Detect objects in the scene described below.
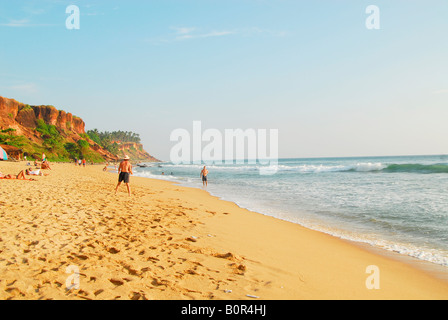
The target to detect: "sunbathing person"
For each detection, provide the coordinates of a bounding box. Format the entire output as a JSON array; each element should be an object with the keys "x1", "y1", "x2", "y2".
[
  {"x1": 26, "y1": 168, "x2": 49, "y2": 176},
  {"x1": 0, "y1": 171, "x2": 14, "y2": 179},
  {"x1": 0, "y1": 170, "x2": 35, "y2": 181}
]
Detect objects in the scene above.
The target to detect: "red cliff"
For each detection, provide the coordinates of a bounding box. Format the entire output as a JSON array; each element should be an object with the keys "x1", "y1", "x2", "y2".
[
  {"x1": 0, "y1": 96, "x2": 158, "y2": 162},
  {"x1": 0, "y1": 97, "x2": 85, "y2": 135}
]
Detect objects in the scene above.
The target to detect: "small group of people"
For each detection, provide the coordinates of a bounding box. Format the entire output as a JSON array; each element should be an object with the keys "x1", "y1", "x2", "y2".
[
  {"x1": 27, "y1": 159, "x2": 51, "y2": 169},
  {"x1": 75, "y1": 158, "x2": 87, "y2": 167},
  {"x1": 2, "y1": 153, "x2": 54, "y2": 181}
]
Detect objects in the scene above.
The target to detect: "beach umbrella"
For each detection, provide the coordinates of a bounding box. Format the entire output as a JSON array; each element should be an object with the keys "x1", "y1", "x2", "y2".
[{"x1": 0, "y1": 146, "x2": 8, "y2": 160}]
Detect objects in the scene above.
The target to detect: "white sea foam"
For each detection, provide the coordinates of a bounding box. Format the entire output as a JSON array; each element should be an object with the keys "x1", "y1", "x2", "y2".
[
  {"x1": 295, "y1": 220, "x2": 448, "y2": 267},
  {"x1": 133, "y1": 155, "x2": 448, "y2": 269},
  {"x1": 196, "y1": 186, "x2": 448, "y2": 267},
  {"x1": 154, "y1": 162, "x2": 387, "y2": 173},
  {"x1": 133, "y1": 170, "x2": 190, "y2": 183}
]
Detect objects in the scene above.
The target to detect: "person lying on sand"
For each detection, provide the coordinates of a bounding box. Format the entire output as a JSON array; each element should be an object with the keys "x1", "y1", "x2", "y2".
[
  {"x1": 25, "y1": 169, "x2": 49, "y2": 177},
  {"x1": 0, "y1": 170, "x2": 35, "y2": 181}
]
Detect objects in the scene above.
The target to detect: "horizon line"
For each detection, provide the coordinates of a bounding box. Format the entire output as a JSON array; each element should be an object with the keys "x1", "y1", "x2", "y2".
[{"x1": 151, "y1": 153, "x2": 448, "y2": 163}]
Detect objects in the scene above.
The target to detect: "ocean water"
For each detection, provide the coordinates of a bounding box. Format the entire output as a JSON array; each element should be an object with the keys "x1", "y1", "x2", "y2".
[{"x1": 133, "y1": 155, "x2": 448, "y2": 268}]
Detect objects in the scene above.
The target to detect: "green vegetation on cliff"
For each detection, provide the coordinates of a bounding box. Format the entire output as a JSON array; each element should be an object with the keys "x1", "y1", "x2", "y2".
[
  {"x1": 87, "y1": 129, "x2": 141, "y2": 144},
  {"x1": 0, "y1": 129, "x2": 29, "y2": 149},
  {"x1": 87, "y1": 129, "x2": 141, "y2": 154},
  {"x1": 0, "y1": 123, "x2": 103, "y2": 163}
]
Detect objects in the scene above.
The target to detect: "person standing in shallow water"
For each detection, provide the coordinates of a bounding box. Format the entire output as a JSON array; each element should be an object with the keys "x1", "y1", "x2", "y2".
[
  {"x1": 115, "y1": 155, "x2": 133, "y2": 196},
  {"x1": 201, "y1": 166, "x2": 209, "y2": 187}
]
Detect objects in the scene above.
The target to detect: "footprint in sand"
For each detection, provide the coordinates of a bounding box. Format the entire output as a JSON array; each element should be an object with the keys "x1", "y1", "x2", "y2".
[{"x1": 109, "y1": 278, "x2": 124, "y2": 286}]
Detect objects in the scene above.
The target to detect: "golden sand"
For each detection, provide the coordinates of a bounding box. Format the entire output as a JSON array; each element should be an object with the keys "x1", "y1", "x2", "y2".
[{"x1": 0, "y1": 162, "x2": 447, "y2": 300}]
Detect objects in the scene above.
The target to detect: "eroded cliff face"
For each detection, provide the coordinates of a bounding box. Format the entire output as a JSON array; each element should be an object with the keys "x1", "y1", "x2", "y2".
[
  {"x1": 0, "y1": 96, "x2": 158, "y2": 162},
  {"x1": 0, "y1": 97, "x2": 85, "y2": 135}
]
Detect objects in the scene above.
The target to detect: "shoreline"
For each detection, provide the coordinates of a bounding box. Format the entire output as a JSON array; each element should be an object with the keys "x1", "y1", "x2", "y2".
[
  {"x1": 1, "y1": 162, "x2": 447, "y2": 299},
  {"x1": 175, "y1": 182, "x2": 448, "y2": 299},
  {"x1": 167, "y1": 177, "x2": 448, "y2": 283},
  {"x1": 135, "y1": 170, "x2": 448, "y2": 279},
  {"x1": 206, "y1": 192, "x2": 448, "y2": 283}
]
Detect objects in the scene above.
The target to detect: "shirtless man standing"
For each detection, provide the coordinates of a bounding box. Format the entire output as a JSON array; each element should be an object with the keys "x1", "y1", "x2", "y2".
[
  {"x1": 200, "y1": 166, "x2": 209, "y2": 187},
  {"x1": 115, "y1": 155, "x2": 133, "y2": 196}
]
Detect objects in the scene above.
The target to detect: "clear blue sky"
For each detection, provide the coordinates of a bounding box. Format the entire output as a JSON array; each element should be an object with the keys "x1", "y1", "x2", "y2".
[{"x1": 1, "y1": 0, "x2": 447, "y2": 160}]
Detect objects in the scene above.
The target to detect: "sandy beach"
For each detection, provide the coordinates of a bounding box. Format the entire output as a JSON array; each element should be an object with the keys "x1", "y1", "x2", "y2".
[{"x1": 0, "y1": 161, "x2": 447, "y2": 300}]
